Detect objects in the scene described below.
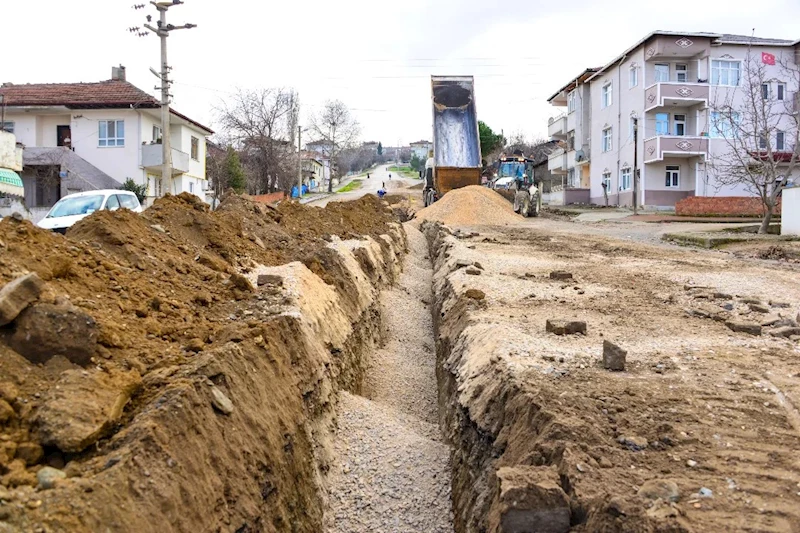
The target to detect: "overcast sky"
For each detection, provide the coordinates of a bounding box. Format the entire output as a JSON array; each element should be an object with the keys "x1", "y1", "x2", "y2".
[{"x1": 4, "y1": 0, "x2": 799, "y2": 146}]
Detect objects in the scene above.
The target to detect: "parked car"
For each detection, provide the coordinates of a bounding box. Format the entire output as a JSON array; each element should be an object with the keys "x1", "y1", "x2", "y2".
[{"x1": 37, "y1": 189, "x2": 142, "y2": 233}]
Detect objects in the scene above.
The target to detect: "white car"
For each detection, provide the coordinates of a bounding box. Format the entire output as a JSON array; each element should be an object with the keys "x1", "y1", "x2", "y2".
[{"x1": 37, "y1": 189, "x2": 142, "y2": 233}]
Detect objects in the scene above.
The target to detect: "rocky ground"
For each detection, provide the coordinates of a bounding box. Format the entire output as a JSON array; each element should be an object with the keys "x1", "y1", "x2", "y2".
[{"x1": 325, "y1": 224, "x2": 453, "y2": 533}]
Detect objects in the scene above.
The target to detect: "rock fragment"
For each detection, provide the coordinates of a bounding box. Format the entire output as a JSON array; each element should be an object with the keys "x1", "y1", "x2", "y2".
[
  {"x1": 0, "y1": 273, "x2": 44, "y2": 326},
  {"x1": 602, "y1": 340, "x2": 627, "y2": 371},
  {"x1": 546, "y1": 319, "x2": 586, "y2": 336}
]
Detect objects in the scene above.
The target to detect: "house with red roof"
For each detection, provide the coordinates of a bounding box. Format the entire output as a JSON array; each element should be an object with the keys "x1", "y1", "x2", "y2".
[{"x1": 0, "y1": 66, "x2": 213, "y2": 220}]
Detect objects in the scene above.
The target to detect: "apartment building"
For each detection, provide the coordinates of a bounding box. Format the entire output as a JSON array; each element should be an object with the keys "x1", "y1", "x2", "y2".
[
  {"x1": 547, "y1": 32, "x2": 800, "y2": 208},
  {"x1": 547, "y1": 68, "x2": 597, "y2": 204}
]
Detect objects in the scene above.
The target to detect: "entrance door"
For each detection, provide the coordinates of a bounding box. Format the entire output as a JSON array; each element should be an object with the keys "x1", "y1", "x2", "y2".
[{"x1": 57, "y1": 125, "x2": 71, "y2": 148}]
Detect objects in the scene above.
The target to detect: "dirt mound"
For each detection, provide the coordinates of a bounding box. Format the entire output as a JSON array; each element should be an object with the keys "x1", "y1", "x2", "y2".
[
  {"x1": 414, "y1": 185, "x2": 521, "y2": 226},
  {"x1": 0, "y1": 192, "x2": 401, "y2": 531}
]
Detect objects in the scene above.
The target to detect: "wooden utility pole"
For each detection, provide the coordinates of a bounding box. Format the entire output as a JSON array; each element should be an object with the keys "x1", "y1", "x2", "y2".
[{"x1": 632, "y1": 117, "x2": 639, "y2": 214}]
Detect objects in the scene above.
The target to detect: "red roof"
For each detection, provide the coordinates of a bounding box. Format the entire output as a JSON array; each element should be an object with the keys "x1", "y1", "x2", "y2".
[{"x1": 0, "y1": 80, "x2": 213, "y2": 134}]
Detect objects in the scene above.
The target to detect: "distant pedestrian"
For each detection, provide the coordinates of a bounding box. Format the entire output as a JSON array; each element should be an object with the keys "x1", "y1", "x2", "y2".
[{"x1": 382, "y1": 182, "x2": 385, "y2": 188}]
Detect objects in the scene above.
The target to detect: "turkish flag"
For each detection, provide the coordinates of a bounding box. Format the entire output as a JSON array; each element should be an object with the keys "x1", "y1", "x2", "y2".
[{"x1": 762, "y1": 52, "x2": 776, "y2": 65}]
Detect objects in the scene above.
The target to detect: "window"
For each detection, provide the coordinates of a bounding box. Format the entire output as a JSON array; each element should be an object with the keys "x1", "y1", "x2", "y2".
[
  {"x1": 602, "y1": 171, "x2": 612, "y2": 192},
  {"x1": 567, "y1": 90, "x2": 577, "y2": 113},
  {"x1": 189, "y1": 181, "x2": 195, "y2": 193},
  {"x1": 191, "y1": 136, "x2": 199, "y2": 160},
  {"x1": 710, "y1": 111, "x2": 740, "y2": 138},
  {"x1": 762, "y1": 83, "x2": 770, "y2": 100},
  {"x1": 711, "y1": 60, "x2": 740, "y2": 86},
  {"x1": 98, "y1": 120, "x2": 124, "y2": 147},
  {"x1": 777, "y1": 130, "x2": 786, "y2": 151},
  {"x1": 119, "y1": 194, "x2": 140, "y2": 209},
  {"x1": 673, "y1": 114, "x2": 686, "y2": 136},
  {"x1": 655, "y1": 64, "x2": 670, "y2": 83},
  {"x1": 676, "y1": 64, "x2": 688, "y2": 83},
  {"x1": 105, "y1": 194, "x2": 120, "y2": 211},
  {"x1": 601, "y1": 82, "x2": 612, "y2": 108},
  {"x1": 152, "y1": 125, "x2": 162, "y2": 142},
  {"x1": 655, "y1": 113, "x2": 669, "y2": 137},
  {"x1": 567, "y1": 168, "x2": 577, "y2": 188},
  {"x1": 630, "y1": 116, "x2": 636, "y2": 139},
  {"x1": 629, "y1": 66, "x2": 638, "y2": 88},
  {"x1": 759, "y1": 133, "x2": 768, "y2": 149},
  {"x1": 665, "y1": 165, "x2": 680, "y2": 188},
  {"x1": 567, "y1": 130, "x2": 575, "y2": 151},
  {"x1": 602, "y1": 127, "x2": 612, "y2": 152},
  {"x1": 777, "y1": 83, "x2": 786, "y2": 101},
  {"x1": 0, "y1": 122, "x2": 14, "y2": 134},
  {"x1": 620, "y1": 167, "x2": 632, "y2": 191}
]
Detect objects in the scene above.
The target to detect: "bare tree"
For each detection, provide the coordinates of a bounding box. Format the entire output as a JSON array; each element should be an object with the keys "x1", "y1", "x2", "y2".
[
  {"x1": 708, "y1": 50, "x2": 800, "y2": 233},
  {"x1": 216, "y1": 88, "x2": 298, "y2": 194},
  {"x1": 309, "y1": 100, "x2": 360, "y2": 192}
]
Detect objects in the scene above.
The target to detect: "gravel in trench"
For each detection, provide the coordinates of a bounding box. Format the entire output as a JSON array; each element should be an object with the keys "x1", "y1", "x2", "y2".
[{"x1": 325, "y1": 224, "x2": 453, "y2": 532}]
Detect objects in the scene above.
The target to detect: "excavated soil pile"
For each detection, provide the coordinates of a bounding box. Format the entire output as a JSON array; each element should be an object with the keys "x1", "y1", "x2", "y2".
[
  {"x1": 0, "y1": 193, "x2": 403, "y2": 532},
  {"x1": 414, "y1": 185, "x2": 521, "y2": 226}
]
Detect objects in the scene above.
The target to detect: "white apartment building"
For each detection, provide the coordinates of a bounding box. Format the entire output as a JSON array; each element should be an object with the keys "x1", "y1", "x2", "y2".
[
  {"x1": 0, "y1": 66, "x2": 212, "y2": 220},
  {"x1": 547, "y1": 68, "x2": 598, "y2": 204},
  {"x1": 548, "y1": 32, "x2": 800, "y2": 208}
]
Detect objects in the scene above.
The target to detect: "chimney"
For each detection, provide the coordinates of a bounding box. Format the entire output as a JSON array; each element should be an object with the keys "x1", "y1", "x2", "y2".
[{"x1": 111, "y1": 65, "x2": 126, "y2": 82}]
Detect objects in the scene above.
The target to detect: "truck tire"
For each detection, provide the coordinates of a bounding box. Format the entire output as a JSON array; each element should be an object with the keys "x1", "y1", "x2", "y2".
[{"x1": 530, "y1": 198, "x2": 540, "y2": 217}]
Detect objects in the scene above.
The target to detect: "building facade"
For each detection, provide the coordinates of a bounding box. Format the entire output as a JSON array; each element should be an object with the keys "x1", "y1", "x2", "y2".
[
  {"x1": 409, "y1": 140, "x2": 431, "y2": 160},
  {"x1": 0, "y1": 66, "x2": 212, "y2": 220},
  {"x1": 547, "y1": 32, "x2": 800, "y2": 208}
]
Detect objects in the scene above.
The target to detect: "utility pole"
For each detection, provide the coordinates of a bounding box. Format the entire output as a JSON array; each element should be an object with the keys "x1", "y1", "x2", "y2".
[
  {"x1": 131, "y1": 1, "x2": 196, "y2": 196},
  {"x1": 632, "y1": 116, "x2": 639, "y2": 215},
  {"x1": 297, "y1": 125, "x2": 303, "y2": 199}
]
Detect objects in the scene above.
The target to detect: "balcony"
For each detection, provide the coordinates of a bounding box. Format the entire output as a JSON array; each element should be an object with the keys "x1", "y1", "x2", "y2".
[
  {"x1": 548, "y1": 113, "x2": 568, "y2": 139},
  {"x1": 548, "y1": 148, "x2": 568, "y2": 174},
  {"x1": 141, "y1": 143, "x2": 190, "y2": 176},
  {"x1": 645, "y1": 82, "x2": 709, "y2": 111},
  {"x1": 644, "y1": 136, "x2": 709, "y2": 164}
]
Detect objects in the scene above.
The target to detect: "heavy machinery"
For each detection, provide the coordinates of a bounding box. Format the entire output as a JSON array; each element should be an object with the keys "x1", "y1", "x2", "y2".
[
  {"x1": 494, "y1": 152, "x2": 542, "y2": 217},
  {"x1": 423, "y1": 76, "x2": 482, "y2": 207}
]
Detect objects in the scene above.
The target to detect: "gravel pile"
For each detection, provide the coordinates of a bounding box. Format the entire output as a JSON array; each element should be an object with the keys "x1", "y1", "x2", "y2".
[
  {"x1": 415, "y1": 185, "x2": 521, "y2": 226},
  {"x1": 326, "y1": 225, "x2": 453, "y2": 532}
]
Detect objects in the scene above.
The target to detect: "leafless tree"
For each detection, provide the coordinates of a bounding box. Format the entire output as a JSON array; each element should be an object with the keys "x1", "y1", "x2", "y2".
[
  {"x1": 309, "y1": 100, "x2": 360, "y2": 192},
  {"x1": 708, "y1": 50, "x2": 800, "y2": 233},
  {"x1": 216, "y1": 87, "x2": 298, "y2": 194}
]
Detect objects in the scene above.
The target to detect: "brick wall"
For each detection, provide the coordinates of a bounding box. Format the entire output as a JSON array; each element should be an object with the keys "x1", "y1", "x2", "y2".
[
  {"x1": 675, "y1": 196, "x2": 781, "y2": 217},
  {"x1": 248, "y1": 192, "x2": 286, "y2": 205}
]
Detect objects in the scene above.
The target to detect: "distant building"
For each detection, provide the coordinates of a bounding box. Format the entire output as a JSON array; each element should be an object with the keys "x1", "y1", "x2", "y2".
[{"x1": 409, "y1": 140, "x2": 431, "y2": 160}]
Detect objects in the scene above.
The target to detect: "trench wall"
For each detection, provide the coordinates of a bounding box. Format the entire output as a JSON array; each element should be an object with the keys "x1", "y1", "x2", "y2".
[{"x1": 10, "y1": 226, "x2": 406, "y2": 533}]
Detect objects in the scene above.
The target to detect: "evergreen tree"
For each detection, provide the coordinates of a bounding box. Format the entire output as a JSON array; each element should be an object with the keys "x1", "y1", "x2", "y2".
[{"x1": 225, "y1": 146, "x2": 246, "y2": 193}]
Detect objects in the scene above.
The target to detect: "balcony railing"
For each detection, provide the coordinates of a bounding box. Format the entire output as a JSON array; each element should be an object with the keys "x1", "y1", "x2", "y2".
[
  {"x1": 548, "y1": 113, "x2": 568, "y2": 139},
  {"x1": 645, "y1": 82, "x2": 709, "y2": 111},
  {"x1": 141, "y1": 143, "x2": 190, "y2": 175},
  {"x1": 644, "y1": 135, "x2": 709, "y2": 163},
  {"x1": 547, "y1": 148, "x2": 567, "y2": 174}
]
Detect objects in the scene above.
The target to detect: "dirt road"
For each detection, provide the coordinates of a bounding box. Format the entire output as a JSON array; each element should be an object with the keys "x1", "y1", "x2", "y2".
[
  {"x1": 325, "y1": 224, "x2": 453, "y2": 532},
  {"x1": 310, "y1": 165, "x2": 420, "y2": 207}
]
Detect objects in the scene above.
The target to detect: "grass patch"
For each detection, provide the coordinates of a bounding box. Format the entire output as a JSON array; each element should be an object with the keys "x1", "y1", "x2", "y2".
[
  {"x1": 388, "y1": 165, "x2": 419, "y2": 179},
  {"x1": 337, "y1": 179, "x2": 363, "y2": 193}
]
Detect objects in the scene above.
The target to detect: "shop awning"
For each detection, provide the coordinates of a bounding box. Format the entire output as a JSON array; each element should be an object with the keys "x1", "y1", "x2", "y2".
[{"x1": 0, "y1": 168, "x2": 24, "y2": 197}]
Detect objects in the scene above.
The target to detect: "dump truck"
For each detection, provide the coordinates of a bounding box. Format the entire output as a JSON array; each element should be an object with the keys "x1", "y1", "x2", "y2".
[{"x1": 423, "y1": 76, "x2": 482, "y2": 207}]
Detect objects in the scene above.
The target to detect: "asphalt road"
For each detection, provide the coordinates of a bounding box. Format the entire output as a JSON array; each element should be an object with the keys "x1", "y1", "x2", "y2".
[{"x1": 309, "y1": 164, "x2": 419, "y2": 207}]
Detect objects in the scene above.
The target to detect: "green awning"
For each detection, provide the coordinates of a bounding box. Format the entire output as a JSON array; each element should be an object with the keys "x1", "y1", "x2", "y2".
[{"x1": 0, "y1": 168, "x2": 24, "y2": 197}]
